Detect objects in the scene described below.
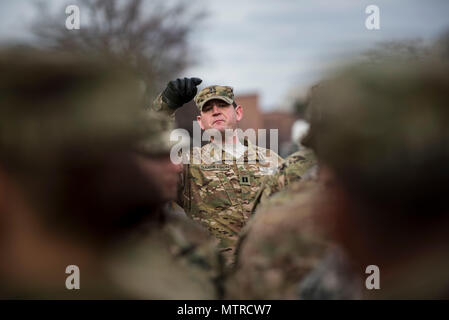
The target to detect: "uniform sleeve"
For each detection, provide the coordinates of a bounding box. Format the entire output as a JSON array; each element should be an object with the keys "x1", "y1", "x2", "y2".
[
  {"x1": 150, "y1": 92, "x2": 177, "y2": 119},
  {"x1": 151, "y1": 91, "x2": 189, "y2": 208}
]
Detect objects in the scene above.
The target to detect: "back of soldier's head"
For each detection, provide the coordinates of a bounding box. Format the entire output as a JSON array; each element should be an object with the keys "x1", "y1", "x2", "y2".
[
  {"x1": 306, "y1": 57, "x2": 449, "y2": 221},
  {"x1": 306, "y1": 56, "x2": 449, "y2": 299},
  {"x1": 0, "y1": 47, "x2": 168, "y2": 244}
]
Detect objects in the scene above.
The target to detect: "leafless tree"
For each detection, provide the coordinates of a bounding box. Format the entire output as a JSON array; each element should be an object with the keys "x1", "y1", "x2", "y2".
[{"x1": 31, "y1": 0, "x2": 206, "y2": 98}]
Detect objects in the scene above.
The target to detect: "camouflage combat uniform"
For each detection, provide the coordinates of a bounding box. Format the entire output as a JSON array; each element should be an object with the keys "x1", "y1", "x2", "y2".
[
  {"x1": 0, "y1": 49, "x2": 223, "y2": 299},
  {"x1": 108, "y1": 88, "x2": 226, "y2": 299},
  {"x1": 152, "y1": 85, "x2": 282, "y2": 262},
  {"x1": 226, "y1": 178, "x2": 330, "y2": 299},
  {"x1": 251, "y1": 147, "x2": 317, "y2": 213}
]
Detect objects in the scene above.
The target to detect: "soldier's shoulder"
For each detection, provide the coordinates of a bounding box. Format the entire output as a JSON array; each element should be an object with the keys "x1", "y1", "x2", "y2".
[
  {"x1": 229, "y1": 180, "x2": 329, "y2": 298},
  {"x1": 264, "y1": 177, "x2": 319, "y2": 210},
  {"x1": 190, "y1": 142, "x2": 218, "y2": 164},
  {"x1": 254, "y1": 144, "x2": 282, "y2": 159},
  {"x1": 284, "y1": 148, "x2": 316, "y2": 166},
  {"x1": 276, "y1": 148, "x2": 318, "y2": 185},
  {"x1": 108, "y1": 216, "x2": 221, "y2": 299}
]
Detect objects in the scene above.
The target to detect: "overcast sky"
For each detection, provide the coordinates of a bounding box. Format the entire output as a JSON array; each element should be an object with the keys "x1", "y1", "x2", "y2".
[{"x1": 1, "y1": 0, "x2": 449, "y2": 110}]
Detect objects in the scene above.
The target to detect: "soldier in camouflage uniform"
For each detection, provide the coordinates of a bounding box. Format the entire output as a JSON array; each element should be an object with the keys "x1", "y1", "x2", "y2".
[
  {"x1": 226, "y1": 81, "x2": 355, "y2": 299},
  {"x1": 226, "y1": 177, "x2": 331, "y2": 299},
  {"x1": 226, "y1": 109, "x2": 325, "y2": 298},
  {"x1": 0, "y1": 48, "x2": 222, "y2": 299},
  {"x1": 151, "y1": 78, "x2": 282, "y2": 264}
]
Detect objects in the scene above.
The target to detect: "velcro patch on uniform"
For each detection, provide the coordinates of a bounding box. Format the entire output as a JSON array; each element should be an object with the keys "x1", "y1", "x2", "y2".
[
  {"x1": 240, "y1": 175, "x2": 251, "y2": 185},
  {"x1": 200, "y1": 164, "x2": 231, "y2": 171}
]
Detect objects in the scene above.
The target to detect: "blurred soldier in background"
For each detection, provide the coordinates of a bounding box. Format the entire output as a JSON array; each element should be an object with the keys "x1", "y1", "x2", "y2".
[
  {"x1": 111, "y1": 118, "x2": 224, "y2": 299},
  {"x1": 228, "y1": 52, "x2": 449, "y2": 299},
  {"x1": 251, "y1": 89, "x2": 319, "y2": 213},
  {"x1": 0, "y1": 48, "x2": 222, "y2": 299},
  {"x1": 151, "y1": 78, "x2": 282, "y2": 265},
  {"x1": 251, "y1": 141, "x2": 317, "y2": 214},
  {"x1": 227, "y1": 142, "x2": 358, "y2": 299},
  {"x1": 303, "y1": 55, "x2": 449, "y2": 299}
]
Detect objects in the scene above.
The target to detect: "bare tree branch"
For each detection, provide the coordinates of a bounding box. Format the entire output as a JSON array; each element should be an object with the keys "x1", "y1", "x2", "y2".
[{"x1": 31, "y1": 0, "x2": 206, "y2": 99}]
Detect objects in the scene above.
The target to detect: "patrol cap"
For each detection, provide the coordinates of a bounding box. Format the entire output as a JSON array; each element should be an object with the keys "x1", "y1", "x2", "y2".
[{"x1": 194, "y1": 85, "x2": 235, "y2": 111}]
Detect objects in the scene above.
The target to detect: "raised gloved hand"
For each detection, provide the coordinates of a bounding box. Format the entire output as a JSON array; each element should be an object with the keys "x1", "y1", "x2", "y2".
[{"x1": 162, "y1": 77, "x2": 202, "y2": 110}]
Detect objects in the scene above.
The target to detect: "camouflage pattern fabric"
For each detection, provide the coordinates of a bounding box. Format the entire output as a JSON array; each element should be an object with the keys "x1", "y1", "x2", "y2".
[
  {"x1": 183, "y1": 139, "x2": 281, "y2": 264},
  {"x1": 251, "y1": 147, "x2": 317, "y2": 213},
  {"x1": 0, "y1": 48, "x2": 218, "y2": 299},
  {"x1": 0, "y1": 48, "x2": 225, "y2": 299},
  {"x1": 151, "y1": 93, "x2": 282, "y2": 265},
  {"x1": 226, "y1": 179, "x2": 330, "y2": 299},
  {"x1": 275, "y1": 148, "x2": 317, "y2": 188},
  {"x1": 152, "y1": 92, "x2": 178, "y2": 121},
  {"x1": 194, "y1": 85, "x2": 235, "y2": 111}
]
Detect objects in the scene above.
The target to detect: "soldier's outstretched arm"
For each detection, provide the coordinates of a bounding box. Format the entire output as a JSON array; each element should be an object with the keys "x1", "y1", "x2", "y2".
[
  {"x1": 150, "y1": 77, "x2": 202, "y2": 117},
  {"x1": 149, "y1": 77, "x2": 202, "y2": 209}
]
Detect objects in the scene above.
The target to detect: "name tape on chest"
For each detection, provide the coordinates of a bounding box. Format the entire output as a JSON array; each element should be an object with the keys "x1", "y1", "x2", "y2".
[{"x1": 200, "y1": 164, "x2": 231, "y2": 171}]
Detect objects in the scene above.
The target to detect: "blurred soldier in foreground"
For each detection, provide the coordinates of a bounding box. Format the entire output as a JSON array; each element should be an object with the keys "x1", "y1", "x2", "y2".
[
  {"x1": 303, "y1": 56, "x2": 449, "y2": 299},
  {"x1": 226, "y1": 178, "x2": 331, "y2": 299},
  {"x1": 151, "y1": 79, "x2": 282, "y2": 264},
  {"x1": 110, "y1": 112, "x2": 224, "y2": 299},
  {"x1": 228, "y1": 55, "x2": 449, "y2": 299},
  {"x1": 227, "y1": 154, "x2": 360, "y2": 299},
  {"x1": 250, "y1": 142, "x2": 317, "y2": 214},
  {"x1": 226, "y1": 86, "x2": 327, "y2": 299},
  {"x1": 0, "y1": 48, "x2": 221, "y2": 299}
]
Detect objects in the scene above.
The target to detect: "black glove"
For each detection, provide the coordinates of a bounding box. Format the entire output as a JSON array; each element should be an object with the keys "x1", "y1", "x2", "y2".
[{"x1": 162, "y1": 77, "x2": 202, "y2": 110}]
